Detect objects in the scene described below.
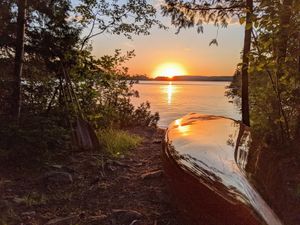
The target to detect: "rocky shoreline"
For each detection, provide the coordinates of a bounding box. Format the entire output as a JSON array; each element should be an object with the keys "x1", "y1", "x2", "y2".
[{"x1": 0, "y1": 126, "x2": 179, "y2": 225}]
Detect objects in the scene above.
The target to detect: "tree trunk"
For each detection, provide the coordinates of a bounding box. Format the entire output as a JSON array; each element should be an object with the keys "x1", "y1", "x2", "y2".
[
  {"x1": 275, "y1": 0, "x2": 293, "y2": 140},
  {"x1": 12, "y1": 0, "x2": 27, "y2": 122},
  {"x1": 298, "y1": 32, "x2": 300, "y2": 73},
  {"x1": 297, "y1": 32, "x2": 300, "y2": 138},
  {"x1": 241, "y1": 0, "x2": 253, "y2": 126},
  {"x1": 276, "y1": 0, "x2": 293, "y2": 70}
]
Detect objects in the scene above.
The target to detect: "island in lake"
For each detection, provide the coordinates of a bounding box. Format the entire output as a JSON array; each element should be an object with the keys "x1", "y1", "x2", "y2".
[{"x1": 130, "y1": 75, "x2": 233, "y2": 82}]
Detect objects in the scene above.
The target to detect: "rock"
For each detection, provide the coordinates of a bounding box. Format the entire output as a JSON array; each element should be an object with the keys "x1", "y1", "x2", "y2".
[
  {"x1": 106, "y1": 165, "x2": 117, "y2": 172},
  {"x1": 45, "y1": 215, "x2": 78, "y2": 225},
  {"x1": 112, "y1": 209, "x2": 142, "y2": 217},
  {"x1": 112, "y1": 209, "x2": 143, "y2": 223},
  {"x1": 47, "y1": 164, "x2": 76, "y2": 173},
  {"x1": 112, "y1": 160, "x2": 131, "y2": 168},
  {"x1": 135, "y1": 163, "x2": 144, "y2": 167},
  {"x1": 129, "y1": 219, "x2": 139, "y2": 225},
  {"x1": 42, "y1": 171, "x2": 73, "y2": 184},
  {"x1": 49, "y1": 164, "x2": 63, "y2": 169},
  {"x1": 141, "y1": 170, "x2": 163, "y2": 179},
  {"x1": 152, "y1": 138, "x2": 162, "y2": 144},
  {"x1": 13, "y1": 197, "x2": 25, "y2": 204},
  {"x1": 88, "y1": 215, "x2": 107, "y2": 222},
  {"x1": 0, "y1": 179, "x2": 12, "y2": 185},
  {"x1": 21, "y1": 211, "x2": 36, "y2": 216}
]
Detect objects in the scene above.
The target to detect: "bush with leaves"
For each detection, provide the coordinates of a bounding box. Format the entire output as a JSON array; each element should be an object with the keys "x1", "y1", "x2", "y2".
[
  {"x1": 226, "y1": 0, "x2": 300, "y2": 144},
  {"x1": 0, "y1": 0, "x2": 161, "y2": 164},
  {"x1": 68, "y1": 49, "x2": 159, "y2": 128},
  {"x1": 0, "y1": 115, "x2": 70, "y2": 166}
]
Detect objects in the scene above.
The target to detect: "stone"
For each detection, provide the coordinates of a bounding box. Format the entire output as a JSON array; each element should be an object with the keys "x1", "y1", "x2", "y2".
[
  {"x1": 45, "y1": 215, "x2": 77, "y2": 225},
  {"x1": 13, "y1": 197, "x2": 25, "y2": 204},
  {"x1": 88, "y1": 215, "x2": 107, "y2": 222},
  {"x1": 129, "y1": 219, "x2": 139, "y2": 225},
  {"x1": 112, "y1": 209, "x2": 143, "y2": 221},
  {"x1": 42, "y1": 171, "x2": 73, "y2": 184},
  {"x1": 152, "y1": 139, "x2": 162, "y2": 144},
  {"x1": 21, "y1": 211, "x2": 36, "y2": 216},
  {"x1": 141, "y1": 170, "x2": 163, "y2": 179}
]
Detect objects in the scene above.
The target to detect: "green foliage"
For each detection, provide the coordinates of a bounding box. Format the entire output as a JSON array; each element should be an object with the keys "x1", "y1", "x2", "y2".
[
  {"x1": 132, "y1": 102, "x2": 160, "y2": 127},
  {"x1": 0, "y1": 115, "x2": 70, "y2": 165},
  {"x1": 162, "y1": 0, "x2": 244, "y2": 34},
  {"x1": 76, "y1": 0, "x2": 167, "y2": 49},
  {"x1": 226, "y1": 0, "x2": 300, "y2": 144},
  {"x1": 247, "y1": 0, "x2": 300, "y2": 143},
  {"x1": 98, "y1": 129, "x2": 142, "y2": 157},
  {"x1": 225, "y1": 69, "x2": 242, "y2": 110},
  {"x1": 227, "y1": 0, "x2": 300, "y2": 144},
  {"x1": 68, "y1": 49, "x2": 159, "y2": 128},
  {"x1": 0, "y1": 0, "x2": 160, "y2": 164}
]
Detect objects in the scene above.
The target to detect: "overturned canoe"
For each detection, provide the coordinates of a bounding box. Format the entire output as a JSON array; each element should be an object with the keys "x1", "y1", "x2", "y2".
[{"x1": 163, "y1": 113, "x2": 282, "y2": 225}]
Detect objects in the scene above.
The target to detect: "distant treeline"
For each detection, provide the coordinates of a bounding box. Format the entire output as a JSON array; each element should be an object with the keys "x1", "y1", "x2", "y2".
[{"x1": 129, "y1": 75, "x2": 233, "y2": 81}]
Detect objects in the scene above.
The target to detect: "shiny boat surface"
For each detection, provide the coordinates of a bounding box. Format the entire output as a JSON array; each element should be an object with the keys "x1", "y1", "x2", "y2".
[{"x1": 163, "y1": 113, "x2": 282, "y2": 225}]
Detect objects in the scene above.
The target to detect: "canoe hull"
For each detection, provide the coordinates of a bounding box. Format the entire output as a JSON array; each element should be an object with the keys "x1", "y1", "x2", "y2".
[
  {"x1": 162, "y1": 113, "x2": 282, "y2": 225},
  {"x1": 163, "y1": 146, "x2": 262, "y2": 225}
]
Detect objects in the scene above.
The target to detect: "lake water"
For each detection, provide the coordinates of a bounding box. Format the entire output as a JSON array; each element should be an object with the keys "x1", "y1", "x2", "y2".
[{"x1": 132, "y1": 81, "x2": 240, "y2": 128}]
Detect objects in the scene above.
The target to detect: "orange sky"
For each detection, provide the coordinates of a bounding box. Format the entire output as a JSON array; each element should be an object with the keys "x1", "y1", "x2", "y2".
[{"x1": 91, "y1": 10, "x2": 244, "y2": 78}]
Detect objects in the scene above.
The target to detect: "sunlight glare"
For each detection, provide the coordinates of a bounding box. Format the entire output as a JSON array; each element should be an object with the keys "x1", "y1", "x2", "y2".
[
  {"x1": 175, "y1": 119, "x2": 190, "y2": 136},
  {"x1": 167, "y1": 82, "x2": 173, "y2": 104},
  {"x1": 154, "y1": 63, "x2": 187, "y2": 78},
  {"x1": 163, "y1": 81, "x2": 177, "y2": 105}
]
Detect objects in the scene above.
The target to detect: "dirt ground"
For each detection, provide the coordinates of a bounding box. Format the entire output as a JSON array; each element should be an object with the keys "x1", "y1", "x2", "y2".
[{"x1": 0, "y1": 127, "x2": 179, "y2": 225}]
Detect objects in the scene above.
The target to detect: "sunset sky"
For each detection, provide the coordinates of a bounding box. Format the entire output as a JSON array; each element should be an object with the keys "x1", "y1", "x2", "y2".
[{"x1": 89, "y1": 1, "x2": 244, "y2": 78}]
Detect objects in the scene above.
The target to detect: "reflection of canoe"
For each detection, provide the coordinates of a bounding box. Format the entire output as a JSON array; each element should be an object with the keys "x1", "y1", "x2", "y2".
[{"x1": 163, "y1": 113, "x2": 282, "y2": 225}]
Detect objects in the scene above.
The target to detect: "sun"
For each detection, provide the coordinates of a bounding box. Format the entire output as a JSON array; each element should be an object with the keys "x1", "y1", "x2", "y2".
[{"x1": 153, "y1": 63, "x2": 187, "y2": 78}]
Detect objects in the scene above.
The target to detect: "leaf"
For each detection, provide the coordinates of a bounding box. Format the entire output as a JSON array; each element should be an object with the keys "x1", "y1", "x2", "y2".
[
  {"x1": 209, "y1": 39, "x2": 218, "y2": 46},
  {"x1": 239, "y1": 17, "x2": 246, "y2": 25},
  {"x1": 197, "y1": 26, "x2": 203, "y2": 33}
]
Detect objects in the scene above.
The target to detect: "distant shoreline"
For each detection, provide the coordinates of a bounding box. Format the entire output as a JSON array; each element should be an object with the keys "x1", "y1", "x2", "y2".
[{"x1": 130, "y1": 75, "x2": 233, "y2": 82}]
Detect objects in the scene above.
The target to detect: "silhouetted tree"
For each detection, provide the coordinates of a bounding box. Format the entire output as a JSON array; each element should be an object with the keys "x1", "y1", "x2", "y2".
[
  {"x1": 162, "y1": 0, "x2": 252, "y2": 126},
  {"x1": 12, "y1": 0, "x2": 27, "y2": 122},
  {"x1": 75, "y1": 0, "x2": 166, "y2": 50},
  {"x1": 241, "y1": 0, "x2": 252, "y2": 126},
  {"x1": 226, "y1": 0, "x2": 300, "y2": 143}
]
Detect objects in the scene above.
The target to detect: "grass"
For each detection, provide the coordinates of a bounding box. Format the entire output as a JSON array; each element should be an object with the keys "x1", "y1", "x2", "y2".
[
  {"x1": 20, "y1": 192, "x2": 48, "y2": 207},
  {"x1": 98, "y1": 129, "x2": 142, "y2": 157}
]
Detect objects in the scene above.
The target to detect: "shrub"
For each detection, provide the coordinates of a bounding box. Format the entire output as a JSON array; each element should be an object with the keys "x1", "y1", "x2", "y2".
[
  {"x1": 98, "y1": 129, "x2": 142, "y2": 157},
  {"x1": 132, "y1": 101, "x2": 159, "y2": 127},
  {"x1": 0, "y1": 115, "x2": 70, "y2": 165}
]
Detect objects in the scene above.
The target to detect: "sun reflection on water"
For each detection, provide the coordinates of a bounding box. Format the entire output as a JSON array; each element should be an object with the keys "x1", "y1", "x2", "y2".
[
  {"x1": 175, "y1": 119, "x2": 190, "y2": 136},
  {"x1": 167, "y1": 82, "x2": 173, "y2": 104}
]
